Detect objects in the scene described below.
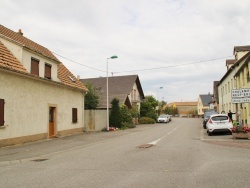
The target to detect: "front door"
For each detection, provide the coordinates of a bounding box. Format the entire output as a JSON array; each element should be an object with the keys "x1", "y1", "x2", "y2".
[{"x1": 49, "y1": 107, "x2": 56, "y2": 137}]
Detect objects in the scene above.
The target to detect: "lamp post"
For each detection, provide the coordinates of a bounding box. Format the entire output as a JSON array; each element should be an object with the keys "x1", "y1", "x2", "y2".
[
  {"x1": 157, "y1": 87, "x2": 163, "y2": 115},
  {"x1": 107, "y1": 55, "x2": 118, "y2": 131}
]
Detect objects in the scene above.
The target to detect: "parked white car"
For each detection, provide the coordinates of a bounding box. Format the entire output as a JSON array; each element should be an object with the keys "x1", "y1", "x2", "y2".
[
  {"x1": 157, "y1": 114, "x2": 170, "y2": 123},
  {"x1": 206, "y1": 114, "x2": 233, "y2": 136}
]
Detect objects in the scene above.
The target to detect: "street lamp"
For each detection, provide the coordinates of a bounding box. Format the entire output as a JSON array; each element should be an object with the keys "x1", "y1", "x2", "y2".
[
  {"x1": 107, "y1": 55, "x2": 118, "y2": 131},
  {"x1": 157, "y1": 87, "x2": 163, "y2": 115}
]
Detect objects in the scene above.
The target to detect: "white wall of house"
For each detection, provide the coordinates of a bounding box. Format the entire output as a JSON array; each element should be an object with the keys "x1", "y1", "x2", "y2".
[
  {"x1": 0, "y1": 37, "x2": 61, "y2": 82},
  {"x1": 218, "y1": 71, "x2": 236, "y2": 114},
  {"x1": 0, "y1": 37, "x2": 23, "y2": 62},
  {"x1": 22, "y1": 49, "x2": 61, "y2": 82},
  {"x1": 235, "y1": 61, "x2": 250, "y2": 124},
  {"x1": 235, "y1": 51, "x2": 249, "y2": 61},
  {"x1": 128, "y1": 83, "x2": 141, "y2": 111},
  {"x1": 0, "y1": 70, "x2": 84, "y2": 141},
  {"x1": 197, "y1": 96, "x2": 208, "y2": 115}
]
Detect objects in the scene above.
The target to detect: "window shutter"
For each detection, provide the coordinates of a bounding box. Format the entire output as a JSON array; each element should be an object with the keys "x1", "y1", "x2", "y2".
[
  {"x1": 72, "y1": 108, "x2": 77, "y2": 123},
  {"x1": 31, "y1": 58, "x2": 39, "y2": 76},
  {"x1": 45, "y1": 63, "x2": 51, "y2": 79},
  {"x1": 0, "y1": 99, "x2": 4, "y2": 126}
]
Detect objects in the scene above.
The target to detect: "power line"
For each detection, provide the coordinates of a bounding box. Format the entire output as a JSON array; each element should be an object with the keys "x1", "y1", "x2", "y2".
[
  {"x1": 53, "y1": 51, "x2": 233, "y2": 74},
  {"x1": 114, "y1": 55, "x2": 233, "y2": 74},
  {"x1": 52, "y1": 52, "x2": 106, "y2": 73}
]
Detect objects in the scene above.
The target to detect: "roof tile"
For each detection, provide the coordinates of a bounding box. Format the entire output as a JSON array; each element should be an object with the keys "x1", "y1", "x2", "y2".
[
  {"x1": 0, "y1": 24, "x2": 59, "y2": 62},
  {"x1": 0, "y1": 41, "x2": 27, "y2": 73}
]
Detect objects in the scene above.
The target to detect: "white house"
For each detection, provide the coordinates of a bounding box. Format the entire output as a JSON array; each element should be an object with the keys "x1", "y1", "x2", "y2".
[
  {"x1": 0, "y1": 25, "x2": 88, "y2": 147},
  {"x1": 217, "y1": 46, "x2": 250, "y2": 122}
]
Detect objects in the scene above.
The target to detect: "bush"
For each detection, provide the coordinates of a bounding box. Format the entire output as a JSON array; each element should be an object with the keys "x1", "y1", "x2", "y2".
[
  {"x1": 139, "y1": 117, "x2": 156, "y2": 124},
  {"x1": 121, "y1": 122, "x2": 136, "y2": 129},
  {"x1": 109, "y1": 98, "x2": 122, "y2": 128}
]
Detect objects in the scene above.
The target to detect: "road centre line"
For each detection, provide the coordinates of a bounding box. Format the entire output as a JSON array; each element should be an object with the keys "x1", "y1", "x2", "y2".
[{"x1": 148, "y1": 126, "x2": 180, "y2": 145}]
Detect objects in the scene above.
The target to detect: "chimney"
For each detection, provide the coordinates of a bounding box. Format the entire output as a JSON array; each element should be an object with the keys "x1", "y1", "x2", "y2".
[{"x1": 17, "y1": 29, "x2": 23, "y2": 36}]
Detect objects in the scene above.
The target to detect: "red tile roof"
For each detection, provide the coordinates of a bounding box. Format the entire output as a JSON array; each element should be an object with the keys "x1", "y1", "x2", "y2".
[
  {"x1": 0, "y1": 25, "x2": 87, "y2": 92},
  {"x1": 58, "y1": 63, "x2": 87, "y2": 91},
  {"x1": 0, "y1": 24, "x2": 59, "y2": 62},
  {"x1": 0, "y1": 41, "x2": 27, "y2": 73}
]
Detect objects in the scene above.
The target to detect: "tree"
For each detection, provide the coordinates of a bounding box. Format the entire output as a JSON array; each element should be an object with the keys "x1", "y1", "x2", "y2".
[
  {"x1": 109, "y1": 98, "x2": 122, "y2": 128},
  {"x1": 140, "y1": 95, "x2": 158, "y2": 120},
  {"x1": 84, "y1": 82, "x2": 99, "y2": 109},
  {"x1": 120, "y1": 104, "x2": 133, "y2": 124},
  {"x1": 163, "y1": 105, "x2": 178, "y2": 115}
]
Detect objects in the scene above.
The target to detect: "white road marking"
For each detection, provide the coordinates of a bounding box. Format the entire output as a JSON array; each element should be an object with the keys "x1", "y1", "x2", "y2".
[{"x1": 148, "y1": 126, "x2": 180, "y2": 145}]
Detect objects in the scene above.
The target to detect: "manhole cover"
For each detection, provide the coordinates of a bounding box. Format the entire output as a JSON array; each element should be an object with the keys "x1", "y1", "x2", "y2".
[
  {"x1": 138, "y1": 144, "x2": 154, "y2": 148},
  {"x1": 32, "y1": 158, "x2": 48, "y2": 162}
]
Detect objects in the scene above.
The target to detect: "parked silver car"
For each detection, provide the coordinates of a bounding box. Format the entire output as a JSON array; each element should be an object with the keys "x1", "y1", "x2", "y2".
[{"x1": 157, "y1": 114, "x2": 170, "y2": 123}]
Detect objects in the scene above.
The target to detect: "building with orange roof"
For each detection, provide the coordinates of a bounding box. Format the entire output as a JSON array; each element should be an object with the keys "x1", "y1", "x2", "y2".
[
  {"x1": 0, "y1": 25, "x2": 88, "y2": 147},
  {"x1": 165, "y1": 101, "x2": 198, "y2": 117}
]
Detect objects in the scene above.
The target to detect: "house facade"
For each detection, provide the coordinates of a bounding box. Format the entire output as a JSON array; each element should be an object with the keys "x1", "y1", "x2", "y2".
[
  {"x1": 217, "y1": 46, "x2": 250, "y2": 123},
  {"x1": 0, "y1": 25, "x2": 88, "y2": 147},
  {"x1": 80, "y1": 75, "x2": 145, "y2": 112},
  {"x1": 197, "y1": 94, "x2": 213, "y2": 116}
]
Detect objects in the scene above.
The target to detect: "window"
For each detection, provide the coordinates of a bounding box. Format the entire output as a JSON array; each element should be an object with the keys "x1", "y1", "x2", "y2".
[
  {"x1": 44, "y1": 63, "x2": 52, "y2": 79},
  {"x1": 0, "y1": 99, "x2": 4, "y2": 126},
  {"x1": 31, "y1": 58, "x2": 39, "y2": 76},
  {"x1": 72, "y1": 108, "x2": 77, "y2": 123}
]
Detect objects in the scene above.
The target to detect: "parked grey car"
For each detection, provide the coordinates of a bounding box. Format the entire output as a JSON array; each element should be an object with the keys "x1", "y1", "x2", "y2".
[{"x1": 203, "y1": 110, "x2": 218, "y2": 129}]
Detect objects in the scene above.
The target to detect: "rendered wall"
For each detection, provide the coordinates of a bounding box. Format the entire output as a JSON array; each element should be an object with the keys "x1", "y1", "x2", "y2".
[
  {"x1": 84, "y1": 110, "x2": 107, "y2": 131},
  {"x1": 0, "y1": 69, "x2": 84, "y2": 146}
]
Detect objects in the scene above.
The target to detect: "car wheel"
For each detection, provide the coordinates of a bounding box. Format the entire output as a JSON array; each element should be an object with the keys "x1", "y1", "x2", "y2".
[
  {"x1": 203, "y1": 124, "x2": 206, "y2": 129},
  {"x1": 208, "y1": 132, "x2": 212, "y2": 136}
]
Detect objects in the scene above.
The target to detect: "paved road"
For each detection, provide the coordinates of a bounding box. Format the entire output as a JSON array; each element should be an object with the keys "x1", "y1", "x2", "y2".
[{"x1": 1, "y1": 117, "x2": 250, "y2": 188}]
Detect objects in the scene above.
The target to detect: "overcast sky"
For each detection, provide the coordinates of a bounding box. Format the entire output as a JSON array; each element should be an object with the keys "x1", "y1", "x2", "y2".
[{"x1": 2, "y1": 0, "x2": 250, "y2": 102}]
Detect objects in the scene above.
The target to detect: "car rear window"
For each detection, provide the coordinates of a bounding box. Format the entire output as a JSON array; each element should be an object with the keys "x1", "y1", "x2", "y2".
[
  {"x1": 205, "y1": 112, "x2": 218, "y2": 118},
  {"x1": 211, "y1": 116, "x2": 228, "y2": 121}
]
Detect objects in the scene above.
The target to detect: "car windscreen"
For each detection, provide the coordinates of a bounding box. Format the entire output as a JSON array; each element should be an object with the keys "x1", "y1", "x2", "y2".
[
  {"x1": 211, "y1": 116, "x2": 228, "y2": 121},
  {"x1": 159, "y1": 115, "x2": 166, "y2": 118}
]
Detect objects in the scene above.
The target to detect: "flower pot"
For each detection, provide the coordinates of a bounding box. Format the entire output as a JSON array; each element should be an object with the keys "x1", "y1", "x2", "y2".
[{"x1": 232, "y1": 132, "x2": 248, "y2": 139}]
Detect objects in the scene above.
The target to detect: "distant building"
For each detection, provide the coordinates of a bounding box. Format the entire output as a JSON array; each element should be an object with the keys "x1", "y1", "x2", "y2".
[
  {"x1": 197, "y1": 94, "x2": 214, "y2": 115},
  {"x1": 165, "y1": 102, "x2": 198, "y2": 117},
  {"x1": 80, "y1": 75, "x2": 145, "y2": 112}
]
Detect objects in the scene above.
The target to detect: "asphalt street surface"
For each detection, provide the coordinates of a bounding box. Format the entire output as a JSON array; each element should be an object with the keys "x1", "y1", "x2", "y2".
[{"x1": 1, "y1": 117, "x2": 250, "y2": 188}]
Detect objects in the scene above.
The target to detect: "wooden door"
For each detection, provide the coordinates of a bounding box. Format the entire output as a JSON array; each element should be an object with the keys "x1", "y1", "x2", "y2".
[{"x1": 49, "y1": 107, "x2": 55, "y2": 137}]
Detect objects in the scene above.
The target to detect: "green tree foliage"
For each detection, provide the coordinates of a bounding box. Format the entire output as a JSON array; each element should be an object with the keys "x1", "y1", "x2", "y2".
[
  {"x1": 84, "y1": 82, "x2": 99, "y2": 109},
  {"x1": 140, "y1": 95, "x2": 158, "y2": 120},
  {"x1": 120, "y1": 104, "x2": 133, "y2": 124},
  {"x1": 163, "y1": 106, "x2": 178, "y2": 115},
  {"x1": 188, "y1": 109, "x2": 198, "y2": 116},
  {"x1": 109, "y1": 98, "x2": 122, "y2": 128},
  {"x1": 130, "y1": 104, "x2": 139, "y2": 118}
]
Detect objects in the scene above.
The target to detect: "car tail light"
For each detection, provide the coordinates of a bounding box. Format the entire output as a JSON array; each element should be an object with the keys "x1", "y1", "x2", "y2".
[{"x1": 208, "y1": 119, "x2": 213, "y2": 124}]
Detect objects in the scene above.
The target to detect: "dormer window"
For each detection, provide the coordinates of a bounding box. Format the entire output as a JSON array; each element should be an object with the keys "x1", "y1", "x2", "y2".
[
  {"x1": 31, "y1": 58, "x2": 39, "y2": 76},
  {"x1": 45, "y1": 63, "x2": 52, "y2": 79},
  {"x1": 68, "y1": 75, "x2": 76, "y2": 83}
]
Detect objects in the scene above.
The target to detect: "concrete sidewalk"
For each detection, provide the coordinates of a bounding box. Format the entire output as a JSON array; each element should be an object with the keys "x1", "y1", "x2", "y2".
[{"x1": 0, "y1": 129, "x2": 138, "y2": 165}]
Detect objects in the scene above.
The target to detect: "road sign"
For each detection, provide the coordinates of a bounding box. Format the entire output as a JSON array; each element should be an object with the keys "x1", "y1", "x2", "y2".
[{"x1": 232, "y1": 88, "x2": 250, "y2": 103}]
